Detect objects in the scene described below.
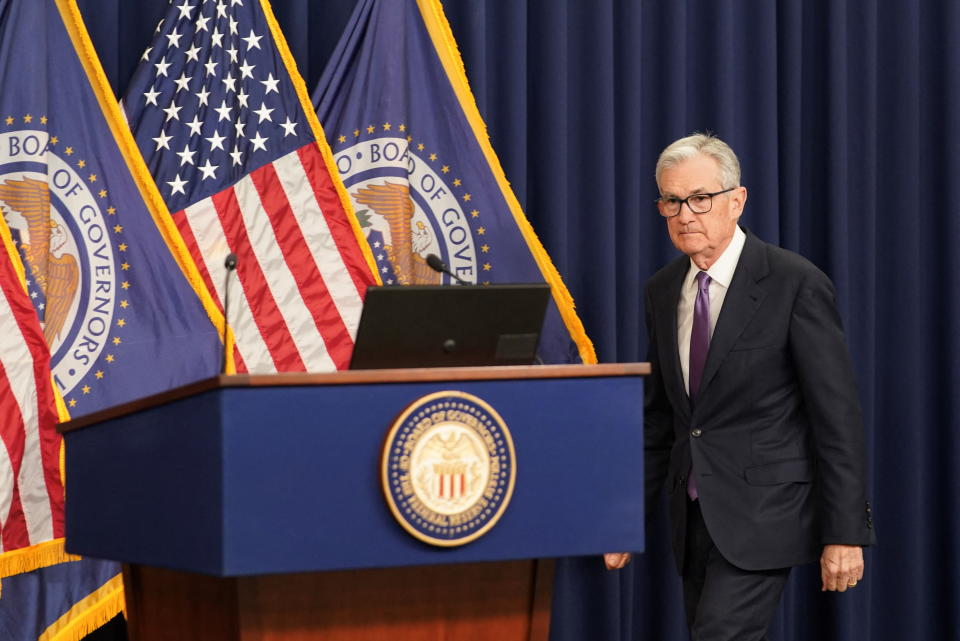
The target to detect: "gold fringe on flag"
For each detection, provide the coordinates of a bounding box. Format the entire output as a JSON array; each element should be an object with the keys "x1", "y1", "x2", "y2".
[
  {"x1": 38, "y1": 573, "x2": 125, "y2": 641},
  {"x1": 0, "y1": 540, "x2": 82, "y2": 584},
  {"x1": 55, "y1": 0, "x2": 230, "y2": 364},
  {"x1": 414, "y1": 0, "x2": 597, "y2": 364}
]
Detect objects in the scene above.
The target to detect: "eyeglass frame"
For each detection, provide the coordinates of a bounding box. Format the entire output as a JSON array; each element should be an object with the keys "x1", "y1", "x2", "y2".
[{"x1": 655, "y1": 187, "x2": 737, "y2": 218}]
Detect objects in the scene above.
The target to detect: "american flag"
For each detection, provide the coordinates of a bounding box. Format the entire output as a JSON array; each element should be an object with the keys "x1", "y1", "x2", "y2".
[
  {"x1": 124, "y1": 0, "x2": 376, "y2": 373},
  {"x1": 0, "y1": 235, "x2": 63, "y2": 558}
]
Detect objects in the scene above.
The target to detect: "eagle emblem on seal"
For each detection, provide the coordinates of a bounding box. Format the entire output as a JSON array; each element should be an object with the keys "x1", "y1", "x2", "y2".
[{"x1": 382, "y1": 391, "x2": 517, "y2": 547}]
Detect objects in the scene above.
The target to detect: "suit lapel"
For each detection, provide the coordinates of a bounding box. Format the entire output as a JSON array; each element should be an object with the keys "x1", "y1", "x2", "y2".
[
  {"x1": 697, "y1": 231, "x2": 770, "y2": 400},
  {"x1": 653, "y1": 258, "x2": 691, "y2": 417}
]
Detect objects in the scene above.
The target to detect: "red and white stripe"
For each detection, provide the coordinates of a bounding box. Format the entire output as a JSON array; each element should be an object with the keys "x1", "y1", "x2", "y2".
[
  {"x1": 172, "y1": 143, "x2": 375, "y2": 373},
  {"x1": 0, "y1": 254, "x2": 63, "y2": 554}
]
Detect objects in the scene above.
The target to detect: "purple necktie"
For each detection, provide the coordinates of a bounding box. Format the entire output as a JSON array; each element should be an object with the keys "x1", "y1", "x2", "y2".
[{"x1": 687, "y1": 271, "x2": 711, "y2": 500}]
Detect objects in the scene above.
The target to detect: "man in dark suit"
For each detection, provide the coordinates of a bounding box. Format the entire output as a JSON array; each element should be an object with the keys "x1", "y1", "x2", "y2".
[{"x1": 604, "y1": 134, "x2": 875, "y2": 640}]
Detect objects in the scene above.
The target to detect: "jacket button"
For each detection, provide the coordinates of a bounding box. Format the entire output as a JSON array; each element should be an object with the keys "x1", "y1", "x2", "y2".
[{"x1": 691, "y1": 428, "x2": 702, "y2": 438}]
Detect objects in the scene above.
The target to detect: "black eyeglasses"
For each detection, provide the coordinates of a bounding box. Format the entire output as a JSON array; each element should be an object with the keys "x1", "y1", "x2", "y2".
[{"x1": 656, "y1": 187, "x2": 736, "y2": 218}]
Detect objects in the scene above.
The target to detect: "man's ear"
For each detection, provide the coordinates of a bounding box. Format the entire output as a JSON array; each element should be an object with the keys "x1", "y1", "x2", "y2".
[{"x1": 732, "y1": 186, "x2": 748, "y2": 217}]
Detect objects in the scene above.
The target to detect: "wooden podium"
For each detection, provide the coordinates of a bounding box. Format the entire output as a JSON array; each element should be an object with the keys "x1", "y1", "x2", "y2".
[{"x1": 60, "y1": 364, "x2": 648, "y2": 641}]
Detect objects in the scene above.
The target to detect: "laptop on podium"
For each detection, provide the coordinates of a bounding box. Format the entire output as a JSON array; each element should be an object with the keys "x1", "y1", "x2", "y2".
[{"x1": 349, "y1": 284, "x2": 551, "y2": 369}]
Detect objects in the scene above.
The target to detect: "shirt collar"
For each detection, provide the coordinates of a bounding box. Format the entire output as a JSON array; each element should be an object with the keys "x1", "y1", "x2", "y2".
[{"x1": 685, "y1": 225, "x2": 746, "y2": 288}]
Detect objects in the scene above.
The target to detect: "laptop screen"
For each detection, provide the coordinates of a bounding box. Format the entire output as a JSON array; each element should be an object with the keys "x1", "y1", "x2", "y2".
[{"x1": 349, "y1": 284, "x2": 551, "y2": 369}]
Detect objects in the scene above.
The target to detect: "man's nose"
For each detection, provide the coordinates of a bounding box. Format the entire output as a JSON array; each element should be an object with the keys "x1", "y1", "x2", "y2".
[{"x1": 676, "y1": 201, "x2": 698, "y2": 223}]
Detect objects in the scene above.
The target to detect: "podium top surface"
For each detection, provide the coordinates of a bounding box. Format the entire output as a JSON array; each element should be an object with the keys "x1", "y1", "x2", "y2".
[{"x1": 59, "y1": 363, "x2": 649, "y2": 433}]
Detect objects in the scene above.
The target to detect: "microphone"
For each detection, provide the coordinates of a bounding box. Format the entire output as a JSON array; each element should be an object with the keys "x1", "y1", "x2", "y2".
[
  {"x1": 221, "y1": 253, "x2": 238, "y2": 374},
  {"x1": 426, "y1": 253, "x2": 469, "y2": 285}
]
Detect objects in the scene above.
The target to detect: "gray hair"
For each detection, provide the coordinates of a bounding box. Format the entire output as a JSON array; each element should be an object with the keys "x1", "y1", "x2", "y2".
[{"x1": 655, "y1": 133, "x2": 741, "y2": 190}]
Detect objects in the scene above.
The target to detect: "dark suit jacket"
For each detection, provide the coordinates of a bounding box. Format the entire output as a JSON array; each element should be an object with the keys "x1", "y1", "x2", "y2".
[{"x1": 644, "y1": 228, "x2": 875, "y2": 573}]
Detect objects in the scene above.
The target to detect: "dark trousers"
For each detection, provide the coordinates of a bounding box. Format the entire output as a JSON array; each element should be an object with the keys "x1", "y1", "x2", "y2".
[{"x1": 682, "y1": 500, "x2": 791, "y2": 641}]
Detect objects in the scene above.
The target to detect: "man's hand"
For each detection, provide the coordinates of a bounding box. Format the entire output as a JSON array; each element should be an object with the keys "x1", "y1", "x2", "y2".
[
  {"x1": 820, "y1": 544, "x2": 864, "y2": 592},
  {"x1": 603, "y1": 552, "x2": 632, "y2": 570}
]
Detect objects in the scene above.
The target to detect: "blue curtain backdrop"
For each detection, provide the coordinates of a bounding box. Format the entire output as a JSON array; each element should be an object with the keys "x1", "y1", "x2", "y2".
[{"x1": 74, "y1": 1, "x2": 958, "y2": 640}]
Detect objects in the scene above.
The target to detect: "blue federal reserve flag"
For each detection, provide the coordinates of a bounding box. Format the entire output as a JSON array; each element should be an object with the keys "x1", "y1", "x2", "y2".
[
  {"x1": 0, "y1": 0, "x2": 222, "y2": 637},
  {"x1": 313, "y1": 0, "x2": 595, "y2": 364},
  {"x1": 0, "y1": 0, "x2": 222, "y2": 417}
]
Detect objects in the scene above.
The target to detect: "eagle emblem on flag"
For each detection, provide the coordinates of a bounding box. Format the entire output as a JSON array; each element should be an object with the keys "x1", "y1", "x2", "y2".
[
  {"x1": 0, "y1": 176, "x2": 79, "y2": 347},
  {"x1": 352, "y1": 181, "x2": 440, "y2": 286}
]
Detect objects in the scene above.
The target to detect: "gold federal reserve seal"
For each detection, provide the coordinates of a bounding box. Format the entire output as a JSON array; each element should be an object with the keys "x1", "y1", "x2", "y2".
[{"x1": 382, "y1": 390, "x2": 516, "y2": 546}]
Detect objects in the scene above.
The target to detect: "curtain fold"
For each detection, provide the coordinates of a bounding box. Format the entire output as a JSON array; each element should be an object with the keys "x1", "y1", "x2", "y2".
[{"x1": 75, "y1": 1, "x2": 960, "y2": 639}]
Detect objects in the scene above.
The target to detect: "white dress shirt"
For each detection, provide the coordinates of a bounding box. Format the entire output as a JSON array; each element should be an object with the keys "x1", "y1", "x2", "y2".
[{"x1": 677, "y1": 225, "x2": 746, "y2": 395}]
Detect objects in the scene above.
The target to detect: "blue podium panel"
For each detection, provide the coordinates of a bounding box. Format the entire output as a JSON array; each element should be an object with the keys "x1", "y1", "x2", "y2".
[{"x1": 64, "y1": 370, "x2": 644, "y2": 576}]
